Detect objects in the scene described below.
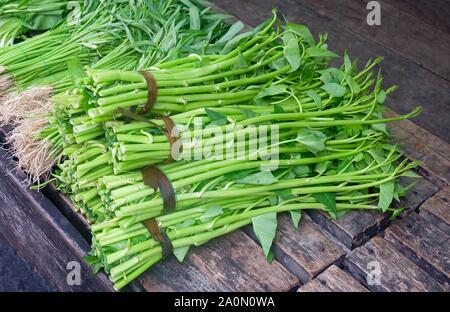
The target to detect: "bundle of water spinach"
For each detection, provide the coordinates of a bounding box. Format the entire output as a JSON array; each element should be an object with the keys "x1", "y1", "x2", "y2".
[{"x1": 77, "y1": 18, "x2": 421, "y2": 289}]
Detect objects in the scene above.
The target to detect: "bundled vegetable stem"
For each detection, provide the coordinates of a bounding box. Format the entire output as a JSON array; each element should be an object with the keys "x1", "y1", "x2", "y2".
[{"x1": 0, "y1": 4, "x2": 422, "y2": 291}]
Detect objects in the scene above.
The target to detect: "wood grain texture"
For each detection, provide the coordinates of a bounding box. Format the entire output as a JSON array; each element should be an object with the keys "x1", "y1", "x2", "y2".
[
  {"x1": 144, "y1": 231, "x2": 298, "y2": 292},
  {"x1": 386, "y1": 109, "x2": 450, "y2": 188},
  {"x1": 257, "y1": 214, "x2": 348, "y2": 283},
  {"x1": 211, "y1": 0, "x2": 450, "y2": 142},
  {"x1": 384, "y1": 213, "x2": 450, "y2": 288},
  {"x1": 42, "y1": 184, "x2": 91, "y2": 242},
  {"x1": 387, "y1": 0, "x2": 450, "y2": 33},
  {"x1": 0, "y1": 150, "x2": 113, "y2": 292},
  {"x1": 307, "y1": 210, "x2": 388, "y2": 249},
  {"x1": 395, "y1": 176, "x2": 440, "y2": 211},
  {"x1": 419, "y1": 186, "x2": 450, "y2": 235},
  {"x1": 308, "y1": 176, "x2": 437, "y2": 249},
  {"x1": 298, "y1": 265, "x2": 368, "y2": 292},
  {"x1": 343, "y1": 237, "x2": 445, "y2": 292},
  {"x1": 140, "y1": 256, "x2": 224, "y2": 292},
  {"x1": 293, "y1": 0, "x2": 450, "y2": 80}
]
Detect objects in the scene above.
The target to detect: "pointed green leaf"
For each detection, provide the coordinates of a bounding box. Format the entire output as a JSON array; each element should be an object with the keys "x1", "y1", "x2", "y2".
[
  {"x1": 306, "y1": 46, "x2": 338, "y2": 58},
  {"x1": 321, "y1": 83, "x2": 347, "y2": 98},
  {"x1": 313, "y1": 192, "x2": 337, "y2": 219},
  {"x1": 199, "y1": 205, "x2": 223, "y2": 223},
  {"x1": 266, "y1": 249, "x2": 275, "y2": 263},
  {"x1": 234, "y1": 49, "x2": 248, "y2": 69},
  {"x1": 293, "y1": 165, "x2": 311, "y2": 177},
  {"x1": 344, "y1": 51, "x2": 352, "y2": 74},
  {"x1": 271, "y1": 57, "x2": 288, "y2": 70},
  {"x1": 240, "y1": 108, "x2": 257, "y2": 119},
  {"x1": 252, "y1": 212, "x2": 278, "y2": 259},
  {"x1": 290, "y1": 210, "x2": 302, "y2": 229},
  {"x1": 319, "y1": 67, "x2": 344, "y2": 84},
  {"x1": 174, "y1": 246, "x2": 190, "y2": 262},
  {"x1": 275, "y1": 189, "x2": 294, "y2": 203},
  {"x1": 295, "y1": 128, "x2": 327, "y2": 154},
  {"x1": 205, "y1": 108, "x2": 227, "y2": 126},
  {"x1": 345, "y1": 74, "x2": 361, "y2": 94},
  {"x1": 287, "y1": 23, "x2": 314, "y2": 46},
  {"x1": 224, "y1": 169, "x2": 255, "y2": 180},
  {"x1": 304, "y1": 90, "x2": 322, "y2": 109},
  {"x1": 255, "y1": 84, "x2": 288, "y2": 100},
  {"x1": 400, "y1": 170, "x2": 421, "y2": 178},
  {"x1": 274, "y1": 104, "x2": 286, "y2": 113},
  {"x1": 237, "y1": 171, "x2": 278, "y2": 185},
  {"x1": 390, "y1": 208, "x2": 404, "y2": 220},
  {"x1": 378, "y1": 180, "x2": 395, "y2": 212},
  {"x1": 218, "y1": 21, "x2": 244, "y2": 43},
  {"x1": 189, "y1": 6, "x2": 201, "y2": 30},
  {"x1": 371, "y1": 123, "x2": 389, "y2": 135},
  {"x1": 376, "y1": 89, "x2": 386, "y2": 104},
  {"x1": 284, "y1": 37, "x2": 301, "y2": 72}
]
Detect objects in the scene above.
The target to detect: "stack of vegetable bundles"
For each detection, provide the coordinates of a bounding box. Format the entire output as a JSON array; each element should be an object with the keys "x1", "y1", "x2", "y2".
[{"x1": 0, "y1": 2, "x2": 421, "y2": 291}]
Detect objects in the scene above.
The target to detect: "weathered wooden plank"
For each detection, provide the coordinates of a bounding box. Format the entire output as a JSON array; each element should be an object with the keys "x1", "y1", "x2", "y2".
[
  {"x1": 211, "y1": 0, "x2": 450, "y2": 142},
  {"x1": 153, "y1": 231, "x2": 299, "y2": 292},
  {"x1": 308, "y1": 176, "x2": 437, "y2": 249},
  {"x1": 251, "y1": 213, "x2": 348, "y2": 283},
  {"x1": 0, "y1": 240, "x2": 52, "y2": 291},
  {"x1": 395, "y1": 176, "x2": 440, "y2": 211},
  {"x1": 293, "y1": 0, "x2": 450, "y2": 80},
  {"x1": 385, "y1": 109, "x2": 450, "y2": 162},
  {"x1": 0, "y1": 149, "x2": 113, "y2": 292},
  {"x1": 140, "y1": 257, "x2": 225, "y2": 292},
  {"x1": 343, "y1": 237, "x2": 445, "y2": 291},
  {"x1": 386, "y1": 110, "x2": 450, "y2": 188},
  {"x1": 308, "y1": 210, "x2": 388, "y2": 249},
  {"x1": 42, "y1": 184, "x2": 91, "y2": 242},
  {"x1": 419, "y1": 186, "x2": 450, "y2": 235},
  {"x1": 384, "y1": 213, "x2": 450, "y2": 288},
  {"x1": 298, "y1": 265, "x2": 368, "y2": 292},
  {"x1": 387, "y1": 0, "x2": 450, "y2": 33}
]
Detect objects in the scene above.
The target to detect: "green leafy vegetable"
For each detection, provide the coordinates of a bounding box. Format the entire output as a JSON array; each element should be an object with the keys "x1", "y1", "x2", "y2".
[
  {"x1": 237, "y1": 171, "x2": 278, "y2": 185},
  {"x1": 296, "y1": 129, "x2": 328, "y2": 154},
  {"x1": 378, "y1": 181, "x2": 395, "y2": 212},
  {"x1": 290, "y1": 210, "x2": 302, "y2": 229},
  {"x1": 313, "y1": 192, "x2": 337, "y2": 219},
  {"x1": 321, "y1": 83, "x2": 347, "y2": 98},
  {"x1": 306, "y1": 46, "x2": 338, "y2": 58},
  {"x1": 252, "y1": 212, "x2": 278, "y2": 259}
]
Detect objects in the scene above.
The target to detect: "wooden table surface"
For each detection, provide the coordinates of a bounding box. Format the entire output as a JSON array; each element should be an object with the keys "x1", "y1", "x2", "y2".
[{"x1": 0, "y1": 0, "x2": 448, "y2": 292}]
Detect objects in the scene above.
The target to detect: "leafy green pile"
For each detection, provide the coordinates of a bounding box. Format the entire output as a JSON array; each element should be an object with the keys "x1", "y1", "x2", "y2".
[
  {"x1": 0, "y1": 4, "x2": 421, "y2": 291},
  {"x1": 50, "y1": 16, "x2": 420, "y2": 290},
  {"x1": 0, "y1": 0, "x2": 79, "y2": 48},
  {"x1": 1, "y1": 0, "x2": 239, "y2": 182}
]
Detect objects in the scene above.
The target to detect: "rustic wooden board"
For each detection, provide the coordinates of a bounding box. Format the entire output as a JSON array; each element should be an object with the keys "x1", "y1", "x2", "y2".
[
  {"x1": 42, "y1": 184, "x2": 92, "y2": 242},
  {"x1": 142, "y1": 231, "x2": 298, "y2": 292},
  {"x1": 386, "y1": 110, "x2": 450, "y2": 188},
  {"x1": 307, "y1": 175, "x2": 438, "y2": 249},
  {"x1": 308, "y1": 210, "x2": 388, "y2": 249},
  {"x1": 249, "y1": 213, "x2": 349, "y2": 283},
  {"x1": 343, "y1": 237, "x2": 446, "y2": 291},
  {"x1": 140, "y1": 257, "x2": 225, "y2": 292},
  {"x1": 419, "y1": 186, "x2": 450, "y2": 235},
  {"x1": 211, "y1": 0, "x2": 450, "y2": 142},
  {"x1": 387, "y1": 0, "x2": 450, "y2": 33},
  {"x1": 395, "y1": 176, "x2": 440, "y2": 211},
  {"x1": 384, "y1": 213, "x2": 450, "y2": 288},
  {"x1": 293, "y1": 0, "x2": 450, "y2": 80},
  {"x1": 298, "y1": 265, "x2": 368, "y2": 292},
  {"x1": 0, "y1": 149, "x2": 113, "y2": 292}
]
